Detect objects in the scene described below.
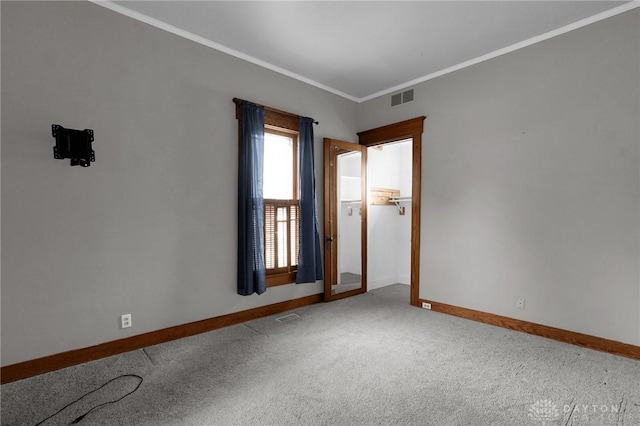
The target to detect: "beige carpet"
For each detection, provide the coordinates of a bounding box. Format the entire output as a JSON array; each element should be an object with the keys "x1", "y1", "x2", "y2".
[{"x1": 2, "y1": 284, "x2": 639, "y2": 425}]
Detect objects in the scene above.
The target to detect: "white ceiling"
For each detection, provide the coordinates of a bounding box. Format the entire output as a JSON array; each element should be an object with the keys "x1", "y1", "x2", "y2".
[{"x1": 102, "y1": 1, "x2": 636, "y2": 102}]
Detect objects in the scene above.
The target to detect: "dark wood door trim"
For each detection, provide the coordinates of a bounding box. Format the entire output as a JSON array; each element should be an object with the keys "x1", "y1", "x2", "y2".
[
  {"x1": 357, "y1": 116, "x2": 426, "y2": 147},
  {"x1": 358, "y1": 116, "x2": 426, "y2": 307}
]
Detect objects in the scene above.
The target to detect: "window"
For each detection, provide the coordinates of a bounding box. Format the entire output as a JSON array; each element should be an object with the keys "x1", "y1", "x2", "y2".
[
  {"x1": 234, "y1": 98, "x2": 311, "y2": 288},
  {"x1": 263, "y1": 128, "x2": 299, "y2": 286}
]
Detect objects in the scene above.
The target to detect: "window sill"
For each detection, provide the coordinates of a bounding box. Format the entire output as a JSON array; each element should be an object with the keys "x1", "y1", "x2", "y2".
[{"x1": 266, "y1": 272, "x2": 296, "y2": 287}]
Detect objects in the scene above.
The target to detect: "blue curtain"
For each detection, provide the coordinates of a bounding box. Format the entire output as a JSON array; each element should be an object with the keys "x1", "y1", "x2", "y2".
[
  {"x1": 237, "y1": 102, "x2": 266, "y2": 295},
  {"x1": 296, "y1": 117, "x2": 323, "y2": 283}
]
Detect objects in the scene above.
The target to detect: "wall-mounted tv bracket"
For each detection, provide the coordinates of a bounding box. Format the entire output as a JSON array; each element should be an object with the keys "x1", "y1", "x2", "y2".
[{"x1": 52, "y1": 124, "x2": 95, "y2": 167}]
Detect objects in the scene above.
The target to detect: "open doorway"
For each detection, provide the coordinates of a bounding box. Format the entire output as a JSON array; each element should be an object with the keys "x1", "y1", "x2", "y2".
[
  {"x1": 358, "y1": 116, "x2": 425, "y2": 306},
  {"x1": 323, "y1": 118, "x2": 424, "y2": 305},
  {"x1": 367, "y1": 139, "x2": 412, "y2": 291}
]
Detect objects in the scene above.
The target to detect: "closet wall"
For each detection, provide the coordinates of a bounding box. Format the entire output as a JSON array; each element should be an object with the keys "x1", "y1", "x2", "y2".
[{"x1": 368, "y1": 141, "x2": 412, "y2": 290}]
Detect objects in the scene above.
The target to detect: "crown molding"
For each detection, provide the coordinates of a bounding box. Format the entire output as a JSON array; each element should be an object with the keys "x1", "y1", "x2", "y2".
[
  {"x1": 90, "y1": 0, "x2": 638, "y2": 104},
  {"x1": 361, "y1": 1, "x2": 640, "y2": 102},
  {"x1": 88, "y1": 0, "x2": 360, "y2": 103}
]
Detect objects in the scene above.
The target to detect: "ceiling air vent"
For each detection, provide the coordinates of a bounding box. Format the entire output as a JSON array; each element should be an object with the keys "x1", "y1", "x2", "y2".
[{"x1": 391, "y1": 89, "x2": 414, "y2": 107}]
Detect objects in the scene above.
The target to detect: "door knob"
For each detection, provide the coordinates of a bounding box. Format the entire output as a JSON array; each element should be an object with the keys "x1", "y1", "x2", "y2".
[{"x1": 326, "y1": 235, "x2": 334, "y2": 249}]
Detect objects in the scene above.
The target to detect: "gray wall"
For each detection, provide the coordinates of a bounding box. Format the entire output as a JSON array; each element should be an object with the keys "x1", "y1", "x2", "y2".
[
  {"x1": 359, "y1": 9, "x2": 640, "y2": 346},
  {"x1": 1, "y1": 1, "x2": 358, "y2": 366},
  {"x1": 2, "y1": 2, "x2": 638, "y2": 367}
]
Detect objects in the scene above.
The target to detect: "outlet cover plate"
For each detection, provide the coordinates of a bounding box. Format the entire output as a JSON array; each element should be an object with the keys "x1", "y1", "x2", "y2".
[{"x1": 121, "y1": 313, "x2": 132, "y2": 328}]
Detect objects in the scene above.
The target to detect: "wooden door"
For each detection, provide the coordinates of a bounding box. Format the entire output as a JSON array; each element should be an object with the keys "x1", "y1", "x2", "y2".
[{"x1": 323, "y1": 138, "x2": 367, "y2": 301}]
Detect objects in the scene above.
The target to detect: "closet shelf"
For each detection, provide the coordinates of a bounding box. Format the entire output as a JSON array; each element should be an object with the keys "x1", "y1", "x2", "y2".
[
  {"x1": 341, "y1": 199, "x2": 362, "y2": 205},
  {"x1": 370, "y1": 187, "x2": 400, "y2": 205}
]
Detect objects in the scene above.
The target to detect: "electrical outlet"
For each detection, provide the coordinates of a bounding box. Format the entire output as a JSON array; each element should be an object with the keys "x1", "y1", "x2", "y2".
[
  {"x1": 422, "y1": 302, "x2": 432, "y2": 310},
  {"x1": 516, "y1": 298, "x2": 525, "y2": 310},
  {"x1": 121, "y1": 313, "x2": 132, "y2": 329}
]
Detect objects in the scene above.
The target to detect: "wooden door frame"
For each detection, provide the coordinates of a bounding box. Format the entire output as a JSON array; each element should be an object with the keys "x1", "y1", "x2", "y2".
[
  {"x1": 323, "y1": 138, "x2": 367, "y2": 302},
  {"x1": 357, "y1": 116, "x2": 426, "y2": 307}
]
